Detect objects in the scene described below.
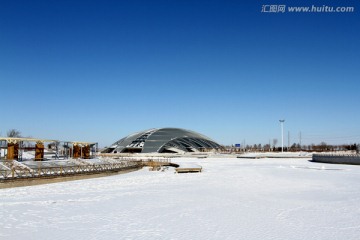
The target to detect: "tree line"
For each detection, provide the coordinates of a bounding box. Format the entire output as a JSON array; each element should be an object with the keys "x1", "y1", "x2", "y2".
[{"x1": 228, "y1": 141, "x2": 359, "y2": 152}]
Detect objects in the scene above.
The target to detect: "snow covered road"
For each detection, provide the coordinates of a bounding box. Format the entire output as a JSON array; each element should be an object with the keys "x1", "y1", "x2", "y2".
[{"x1": 1, "y1": 158, "x2": 360, "y2": 240}]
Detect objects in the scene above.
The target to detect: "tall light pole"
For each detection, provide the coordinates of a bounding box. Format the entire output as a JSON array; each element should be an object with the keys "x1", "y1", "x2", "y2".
[{"x1": 279, "y1": 119, "x2": 285, "y2": 152}]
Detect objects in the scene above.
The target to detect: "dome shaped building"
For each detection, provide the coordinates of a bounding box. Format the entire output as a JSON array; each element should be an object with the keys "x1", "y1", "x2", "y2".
[{"x1": 103, "y1": 128, "x2": 223, "y2": 154}]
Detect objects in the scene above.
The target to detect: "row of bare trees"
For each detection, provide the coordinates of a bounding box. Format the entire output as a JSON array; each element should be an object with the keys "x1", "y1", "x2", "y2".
[{"x1": 228, "y1": 142, "x2": 358, "y2": 152}]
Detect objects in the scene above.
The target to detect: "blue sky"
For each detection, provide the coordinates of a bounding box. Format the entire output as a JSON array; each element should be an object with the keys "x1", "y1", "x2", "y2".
[{"x1": 1, "y1": 0, "x2": 359, "y2": 147}]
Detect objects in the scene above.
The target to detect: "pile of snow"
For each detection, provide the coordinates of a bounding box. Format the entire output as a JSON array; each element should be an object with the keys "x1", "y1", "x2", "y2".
[
  {"x1": 11, "y1": 161, "x2": 33, "y2": 172},
  {"x1": 21, "y1": 151, "x2": 34, "y2": 160},
  {"x1": 176, "y1": 162, "x2": 201, "y2": 168},
  {"x1": 1, "y1": 157, "x2": 360, "y2": 240}
]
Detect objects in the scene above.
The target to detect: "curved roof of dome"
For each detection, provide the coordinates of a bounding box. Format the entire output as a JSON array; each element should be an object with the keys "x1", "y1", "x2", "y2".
[{"x1": 103, "y1": 128, "x2": 223, "y2": 153}]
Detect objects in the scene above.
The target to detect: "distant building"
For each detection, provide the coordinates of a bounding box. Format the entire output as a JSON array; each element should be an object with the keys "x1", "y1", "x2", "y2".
[{"x1": 102, "y1": 128, "x2": 223, "y2": 154}]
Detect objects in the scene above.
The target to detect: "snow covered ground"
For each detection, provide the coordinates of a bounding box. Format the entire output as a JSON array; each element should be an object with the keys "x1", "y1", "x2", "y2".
[
  {"x1": 238, "y1": 151, "x2": 312, "y2": 158},
  {"x1": 1, "y1": 157, "x2": 360, "y2": 240}
]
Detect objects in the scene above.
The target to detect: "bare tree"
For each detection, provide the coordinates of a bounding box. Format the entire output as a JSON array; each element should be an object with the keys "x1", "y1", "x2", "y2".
[
  {"x1": 264, "y1": 144, "x2": 271, "y2": 152},
  {"x1": 253, "y1": 144, "x2": 258, "y2": 151},
  {"x1": 320, "y1": 142, "x2": 327, "y2": 151},
  {"x1": 7, "y1": 129, "x2": 22, "y2": 138},
  {"x1": 272, "y1": 138, "x2": 278, "y2": 148}
]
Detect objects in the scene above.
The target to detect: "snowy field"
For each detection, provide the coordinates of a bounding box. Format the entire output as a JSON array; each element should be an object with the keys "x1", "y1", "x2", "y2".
[{"x1": 1, "y1": 157, "x2": 360, "y2": 240}]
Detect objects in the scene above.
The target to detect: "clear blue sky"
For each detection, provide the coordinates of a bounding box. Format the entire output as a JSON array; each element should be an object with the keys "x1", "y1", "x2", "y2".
[{"x1": 1, "y1": 0, "x2": 359, "y2": 147}]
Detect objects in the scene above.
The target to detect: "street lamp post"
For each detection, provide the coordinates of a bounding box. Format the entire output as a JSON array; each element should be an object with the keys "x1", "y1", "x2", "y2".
[{"x1": 279, "y1": 120, "x2": 285, "y2": 152}]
